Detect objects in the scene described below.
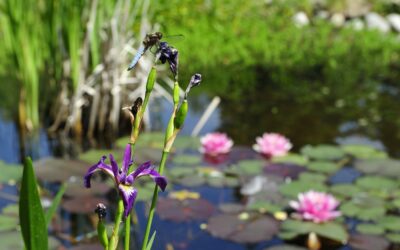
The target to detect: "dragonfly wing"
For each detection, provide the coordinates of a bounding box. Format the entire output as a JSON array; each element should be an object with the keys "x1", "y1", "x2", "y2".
[{"x1": 127, "y1": 45, "x2": 147, "y2": 71}]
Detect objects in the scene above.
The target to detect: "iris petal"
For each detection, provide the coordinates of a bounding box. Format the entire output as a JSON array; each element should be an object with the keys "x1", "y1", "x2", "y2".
[
  {"x1": 122, "y1": 144, "x2": 132, "y2": 176},
  {"x1": 118, "y1": 184, "x2": 138, "y2": 217},
  {"x1": 83, "y1": 156, "x2": 113, "y2": 188}
]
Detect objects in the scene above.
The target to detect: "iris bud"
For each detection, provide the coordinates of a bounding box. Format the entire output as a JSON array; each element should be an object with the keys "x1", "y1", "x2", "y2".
[
  {"x1": 174, "y1": 100, "x2": 188, "y2": 130},
  {"x1": 146, "y1": 67, "x2": 157, "y2": 93}
]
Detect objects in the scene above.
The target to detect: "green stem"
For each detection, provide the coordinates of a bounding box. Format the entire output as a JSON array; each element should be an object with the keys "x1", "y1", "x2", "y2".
[
  {"x1": 141, "y1": 151, "x2": 169, "y2": 250},
  {"x1": 108, "y1": 200, "x2": 124, "y2": 250}
]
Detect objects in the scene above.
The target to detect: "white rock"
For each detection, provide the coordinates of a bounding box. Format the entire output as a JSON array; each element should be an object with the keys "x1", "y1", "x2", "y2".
[
  {"x1": 331, "y1": 13, "x2": 346, "y2": 27},
  {"x1": 240, "y1": 176, "x2": 266, "y2": 196},
  {"x1": 347, "y1": 18, "x2": 365, "y2": 30},
  {"x1": 365, "y1": 12, "x2": 391, "y2": 33},
  {"x1": 387, "y1": 14, "x2": 400, "y2": 32},
  {"x1": 293, "y1": 12, "x2": 310, "y2": 27}
]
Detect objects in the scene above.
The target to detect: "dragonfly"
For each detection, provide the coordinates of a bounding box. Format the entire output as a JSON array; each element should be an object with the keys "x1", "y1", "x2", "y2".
[{"x1": 127, "y1": 32, "x2": 183, "y2": 71}]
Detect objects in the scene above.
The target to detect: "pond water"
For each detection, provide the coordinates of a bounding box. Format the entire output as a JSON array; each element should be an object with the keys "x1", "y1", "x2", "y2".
[{"x1": 0, "y1": 86, "x2": 400, "y2": 249}]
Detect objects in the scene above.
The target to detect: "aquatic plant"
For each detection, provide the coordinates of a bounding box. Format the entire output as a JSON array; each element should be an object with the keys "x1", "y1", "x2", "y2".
[
  {"x1": 199, "y1": 132, "x2": 234, "y2": 156},
  {"x1": 253, "y1": 133, "x2": 292, "y2": 159},
  {"x1": 83, "y1": 144, "x2": 167, "y2": 217},
  {"x1": 289, "y1": 190, "x2": 341, "y2": 223}
]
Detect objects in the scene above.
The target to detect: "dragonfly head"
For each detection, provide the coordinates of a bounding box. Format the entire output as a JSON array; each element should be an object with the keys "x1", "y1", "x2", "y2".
[{"x1": 155, "y1": 32, "x2": 163, "y2": 40}]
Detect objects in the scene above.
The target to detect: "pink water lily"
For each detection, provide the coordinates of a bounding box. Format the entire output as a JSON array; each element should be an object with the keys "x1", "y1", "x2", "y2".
[
  {"x1": 200, "y1": 132, "x2": 233, "y2": 156},
  {"x1": 253, "y1": 133, "x2": 292, "y2": 158},
  {"x1": 289, "y1": 190, "x2": 341, "y2": 223}
]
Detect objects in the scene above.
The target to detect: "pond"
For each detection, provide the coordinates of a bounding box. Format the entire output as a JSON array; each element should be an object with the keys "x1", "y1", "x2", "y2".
[{"x1": 0, "y1": 86, "x2": 400, "y2": 250}]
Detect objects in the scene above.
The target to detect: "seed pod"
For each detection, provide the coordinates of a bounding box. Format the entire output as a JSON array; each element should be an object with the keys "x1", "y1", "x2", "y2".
[
  {"x1": 146, "y1": 67, "x2": 157, "y2": 93},
  {"x1": 174, "y1": 100, "x2": 188, "y2": 130}
]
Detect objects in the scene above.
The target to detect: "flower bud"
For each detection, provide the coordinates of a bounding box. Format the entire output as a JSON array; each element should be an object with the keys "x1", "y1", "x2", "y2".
[
  {"x1": 174, "y1": 100, "x2": 188, "y2": 130},
  {"x1": 184, "y1": 73, "x2": 202, "y2": 99},
  {"x1": 95, "y1": 203, "x2": 108, "y2": 248},
  {"x1": 146, "y1": 67, "x2": 157, "y2": 93},
  {"x1": 173, "y1": 82, "x2": 180, "y2": 105}
]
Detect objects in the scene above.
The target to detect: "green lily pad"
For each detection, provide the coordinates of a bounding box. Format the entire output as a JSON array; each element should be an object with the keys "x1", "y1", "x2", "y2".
[
  {"x1": 355, "y1": 176, "x2": 397, "y2": 191},
  {"x1": 330, "y1": 184, "x2": 361, "y2": 198},
  {"x1": 265, "y1": 245, "x2": 307, "y2": 250},
  {"x1": 354, "y1": 159, "x2": 400, "y2": 178},
  {"x1": 172, "y1": 155, "x2": 201, "y2": 165},
  {"x1": 207, "y1": 213, "x2": 280, "y2": 243},
  {"x1": 174, "y1": 175, "x2": 206, "y2": 187},
  {"x1": 300, "y1": 145, "x2": 345, "y2": 161},
  {"x1": 298, "y1": 172, "x2": 327, "y2": 183},
  {"x1": 306, "y1": 161, "x2": 340, "y2": 174},
  {"x1": 340, "y1": 201, "x2": 386, "y2": 221},
  {"x1": 116, "y1": 133, "x2": 165, "y2": 149},
  {"x1": 271, "y1": 153, "x2": 308, "y2": 166},
  {"x1": 79, "y1": 149, "x2": 123, "y2": 164},
  {"x1": 279, "y1": 180, "x2": 327, "y2": 198},
  {"x1": 173, "y1": 136, "x2": 200, "y2": 150},
  {"x1": 0, "y1": 161, "x2": 22, "y2": 184},
  {"x1": 341, "y1": 144, "x2": 387, "y2": 159},
  {"x1": 168, "y1": 167, "x2": 195, "y2": 178},
  {"x1": 378, "y1": 216, "x2": 400, "y2": 231},
  {"x1": 386, "y1": 233, "x2": 400, "y2": 243},
  {"x1": 0, "y1": 215, "x2": 18, "y2": 232},
  {"x1": 279, "y1": 219, "x2": 348, "y2": 243},
  {"x1": 230, "y1": 160, "x2": 265, "y2": 176},
  {"x1": 246, "y1": 201, "x2": 282, "y2": 213},
  {"x1": 2, "y1": 204, "x2": 18, "y2": 216},
  {"x1": 0, "y1": 231, "x2": 60, "y2": 250},
  {"x1": 356, "y1": 224, "x2": 385, "y2": 235}
]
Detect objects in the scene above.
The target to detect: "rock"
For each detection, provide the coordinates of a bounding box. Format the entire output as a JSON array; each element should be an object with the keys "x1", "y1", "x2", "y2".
[
  {"x1": 345, "y1": 0, "x2": 370, "y2": 17},
  {"x1": 331, "y1": 13, "x2": 346, "y2": 27},
  {"x1": 387, "y1": 14, "x2": 400, "y2": 32},
  {"x1": 293, "y1": 12, "x2": 309, "y2": 27},
  {"x1": 365, "y1": 12, "x2": 391, "y2": 33},
  {"x1": 346, "y1": 18, "x2": 365, "y2": 31}
]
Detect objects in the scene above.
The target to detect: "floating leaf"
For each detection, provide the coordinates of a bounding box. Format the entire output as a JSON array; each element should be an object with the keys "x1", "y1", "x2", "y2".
[
  {"x1": 300, "y1": 145, "x2": 345, "y2": 161},
  {"x1": 174, "y1": 175, "x2": 206, "y2": 187},
  {"x1": 341, "y1": 145, "x2": 387, "y2": 159},
  {"x1": 355, "y1": 176, "x2": 397, "y2": 191},
  {"x1": 79, "y1": 149, "x2": 123, "y2": 164},
  {"x1": 157, "y1": 197, "x2": 214, "y2": 222},
  {"x1": 279, "y1": 219, "x2": 348, "y2": 243},
  {"x1": 356, "y1": 224, "x2": 385, "y2": 235},
  {"x1": 354, "y1": 159, "x2": 400, "y2": 178},
  {"x1": 298, "y1": 172, "x2": 327, "y2": 183},
  {"x1": 330, "y1": 184, "x2": 361, "y2": 198},
  {"x1": 0, "y1": 215, "x2": 18, "y2": 232},
  {"x1": 19, "y1": 157, "x2": 48, "y2": 250},
  {"x1": 219, "y1": 204, "x2": 245, "y2": 214},
  {"x1": 231, "y1": 160, "x2": 265, "y2": 176},
  {"x1": 279, "y1": 180, "x2": 327, "y2": 198},
  {"x1": 64, "y1": 180, "x2": 111, "y2": 198},
  {"x1": 168, "y1": 167, "x2": 195, "y2": 178},
  {"x1": 34, "y1": 158, "x2": 89, "y2": 182},
  {"x1": 271, "y1": 153, "x2": 309, "y2": 166},
  {"x1": 340, "y1": 200, "x2": 386, "y2": 221},
  {"x1": 306, "y1": 161, "x2": 340, "y2": 174},
  {"x1": 246, "y1": 201, "x2": 282, "y2": 213},
  {"x1": 207, "y1": 213, "x2": 280, "y2": 243},
  {"x1": 173, "y1": 136, "x2": 200, "y2": 150},
  {"x1": 378, "y1": 216, "x2": 400, "y2": 231},
  {"x1": 264, "y1": 163, "x2": 306, "y2": 179},
  {"x1": 0, "y1": 231, "x2": 60, "y2": 250},
  {"x1": 172, "y1": 155, "x2": 201, "y2": 165},
  {"x1": 265, "y1": 244, "x2": 308, "y2": 250},
  {"x1": 349, "y1": 234, "x2": 389, "y2": 250},
  {"x1": 0, "y1": 162, "x2": 22, "y2": 185},
  {"x1": 386, "y1": 233, "x2": 400, "y2": 243}
]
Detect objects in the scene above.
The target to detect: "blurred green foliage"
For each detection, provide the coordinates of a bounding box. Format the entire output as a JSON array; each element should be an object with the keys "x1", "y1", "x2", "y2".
[{"x1": 152, "y1": 0, "x2": 400, "y2": 99}]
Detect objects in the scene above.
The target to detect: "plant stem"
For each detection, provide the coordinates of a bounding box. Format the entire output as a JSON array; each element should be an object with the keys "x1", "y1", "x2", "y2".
[
  {"x1": 108, "y1": 200, "x2": 124, "y2": 250},
  {"x1": 141, "y1": 150, "x2": 169, "y2": 250}
]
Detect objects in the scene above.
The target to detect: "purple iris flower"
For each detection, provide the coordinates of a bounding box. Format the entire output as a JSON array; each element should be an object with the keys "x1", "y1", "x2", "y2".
[{"x1": 84, "y1": 144, "x2": 167, "y2": 217}]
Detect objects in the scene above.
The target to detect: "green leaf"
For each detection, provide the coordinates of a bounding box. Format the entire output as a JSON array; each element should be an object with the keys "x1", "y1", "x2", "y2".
[
  {"x1": 341, "y1": 144, "x2": 387, "y2": 159},
  {"x1": 354, "y1": 159, "x2": 400, "y2": 178},
  {"x1": 378, "y1": 216, "x2": 400, "y2": 231},
  {"x1": 0, "y1": 215, "x2": 18, "y2": 232},
  {"x1": 145, "y1": 230, "x2": 157, "y2": 250},
  {"x1": 300, "y1": 145, "x2": 345, "y2": 161},
  {"x1": 231, "y1": 160, "x2": 264, "y2": 176},
  {"x1": 45, "y1": 183, "x2": 67, "y2": 226},
  {"x1": 306, "y1": 161, "x2": 340, "y2": 174},
  {"x1": 172, "y1": 155, "x2": 201, "y2": 165},
  {"x1": 271, "y1": 153, "x2": 308, "y2": 165},
  {"x1": 355, "y1": 176, "x2": 398, "y2": 191},
  {"x1": 279, "y1": 180, "x2": 327, "y2": 198},
  {"x1": 330, "y1": 184, "x2": 361, "y2": 198},
  {"x1": 0, "y1": 161, "x2": 22, "y2": 184},
  {"x1": 298, "y1": 172, "x2": 327, "y2": 183},
  {"x1": 356, "y1": 224, "x2": 385, "y2": 235},
  {"x1": 19, "y1": 157, "x2": 48, "y2": 250},
  {"x1": 386, "y1": 233, "x2": 400, "y2": 243}
]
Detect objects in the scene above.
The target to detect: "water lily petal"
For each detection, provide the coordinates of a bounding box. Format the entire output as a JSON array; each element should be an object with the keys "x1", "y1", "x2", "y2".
[
  {"x1": 118, "y1": 184, "x2": 138, "y2": 217},
  {"x1": 84, "y1": 156, "x2": 113, "y2": 188}
]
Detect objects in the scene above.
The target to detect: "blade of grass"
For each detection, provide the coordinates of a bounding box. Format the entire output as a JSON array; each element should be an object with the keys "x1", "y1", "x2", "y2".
[
  {"x1": 45, "y1": 182, "x2": 67, "y2": 226},
  {"x1": 145, "y1": 231, "x2": 156, "y2": 250}
]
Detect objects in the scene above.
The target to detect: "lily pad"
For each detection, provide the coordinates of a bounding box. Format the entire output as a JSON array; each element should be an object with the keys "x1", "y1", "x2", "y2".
[
  {"x1": 349, "y1": 234, "x2": 389, "y2": 250},
  {"x1": 0, "y1": 215, "x2": 18, "y2": 232},
  {"x1": 173, "y1": 136, "x2": 201, "y2": 150},
  {"x1": 354, "y1": 159, "x2": 400, "y2": 178},
  {"x1": 330, "y1": 184, "x2": 361, "y2": 198},
  {"x1": 230, "y1": 160, "x2": 265, "y2": 176},
  {"x1": 279, "y1": 180, "x2": 327, "y2": 198},
  {"x1": 172, "y1": 155, "x2": 201, "y2": 165},
  {"x1": 355, "y1": 176, "x2": 397, "y2": 191},
  {"x1": 116, "y1": 133, "x2": 164, "y2": 149},
  {"x1": 61, "y1": 196, "x2": 108, "y2": 214},
  {"x1": 34, "y1": 158, "x2": 90, "y2": 182},
  {"x1": 0, "y1": 231, "x2": 60, "y2": 250},
  {"x1": 306, "y1": 161, "x2": 340, "y2": 174},
  {"x1": 279, "y1": 219, "x2": 348, "y2": 243},
  {"x1": 246, "y1": 201, "x2": 282, "y2": 213},
  {"x1": 271, "y1": 153, "x2": 309, "y2": 166},
  {"x1": 300, "y1": 145, "x2": 345, "y2": 161},
  {"x1": 206, "y1": 213, "x2": 280, "y2": 243},
  {"x1": 340, "y1": 200, "x2": 386, "y2": 221},
  {"x1": 79, "y1": 149, "x2": 123, "y2": 164},
  {"x1": 298, "y1": 172, "x2": 327, "y2": 183},
  {"x1": 378, "y1": 215, "x2": 400, "y2": 231},
  {"x1": 386, "y1": 233, "x2": 400, "y2": 243},
  {"x1": 356, "y1": 223, "x2": 385, "y2": 235},
  {"x1": 265, "y1": 245, "x2": 307, "y2": 250},
  {"x1": 264, "y1": 163, "x2": 306, "y2": 179},
  {"x1": 64, "y1": 180, "x2": 111, "y2": 198},
  {"x1": 341, "y1": 144, "x2": 387, "y2": 159},
  {"x1": 0, "y1": 162, "x2": 22, "y2": 185},
  {"x1": 157, "y1": 197, "x2": 214, "y2": 222}
]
